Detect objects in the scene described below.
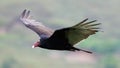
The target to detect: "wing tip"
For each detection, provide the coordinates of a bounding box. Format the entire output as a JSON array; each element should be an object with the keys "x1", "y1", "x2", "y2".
[
  {"x1": 80, "y1": 18, "x2": 89, "y2": 24},
  {"x1": 21, "y1": 9, "x2": 31, "y2": 19},
  {"x1": 21, "y1": 9, "x2": 26, "y2": 18}
]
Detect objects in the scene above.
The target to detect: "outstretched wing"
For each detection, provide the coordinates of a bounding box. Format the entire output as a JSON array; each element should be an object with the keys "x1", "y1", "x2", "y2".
[
  {"x1": 50, "y1": 18, "x2": 100, "y2": 45},
  {"x1": 20, "y1": 10, "x2": 54, "y2": 38}
]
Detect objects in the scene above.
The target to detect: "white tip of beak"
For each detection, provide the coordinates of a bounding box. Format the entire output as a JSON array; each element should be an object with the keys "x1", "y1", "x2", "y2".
[{"x1": 32, "y1": 45, "x2": 35, "y2": 48}]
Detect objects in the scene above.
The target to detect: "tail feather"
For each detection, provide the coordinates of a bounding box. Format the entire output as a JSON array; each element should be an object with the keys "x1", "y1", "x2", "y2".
[
  {"x1": 71, "y1": 47, "x2": 92, "y2": 54},
  {"x1": 80, "y1": 49, "x2": 92, "y2": 53}
]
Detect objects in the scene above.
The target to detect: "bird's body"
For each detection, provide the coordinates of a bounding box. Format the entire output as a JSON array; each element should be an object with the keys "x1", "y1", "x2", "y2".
[{"x1": 19, "y1": 10, "x2": 100, "y2": 53}]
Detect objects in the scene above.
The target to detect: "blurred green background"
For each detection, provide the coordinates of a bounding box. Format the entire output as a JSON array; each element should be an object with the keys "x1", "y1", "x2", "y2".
[{"x1": 0, "y1": 0, "x2": 120, "y2": 68}]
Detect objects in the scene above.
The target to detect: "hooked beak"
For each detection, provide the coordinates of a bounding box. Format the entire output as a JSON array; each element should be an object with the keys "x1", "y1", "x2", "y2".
[
  {"x1": 32, "y1": 45, "x2": 35, "y2": 48},
  {"x1": 32, "y1": 41, "x2": 40, "y2": 48}
]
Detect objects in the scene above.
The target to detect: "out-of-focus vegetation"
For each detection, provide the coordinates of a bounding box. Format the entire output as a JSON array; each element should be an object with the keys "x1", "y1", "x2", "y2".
[{"x1": 0, "y1": 0, "x2": 120, "y2": 68}]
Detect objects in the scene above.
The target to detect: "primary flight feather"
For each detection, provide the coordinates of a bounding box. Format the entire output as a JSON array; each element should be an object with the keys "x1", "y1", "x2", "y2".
[{"x1": 20, "y1": 9, "x2": 100, "y2": 53}]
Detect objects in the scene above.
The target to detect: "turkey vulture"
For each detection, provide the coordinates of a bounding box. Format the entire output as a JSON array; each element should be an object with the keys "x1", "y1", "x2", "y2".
[{"x1": 20, "y1": 9, "x2": 100, "y2": 53}]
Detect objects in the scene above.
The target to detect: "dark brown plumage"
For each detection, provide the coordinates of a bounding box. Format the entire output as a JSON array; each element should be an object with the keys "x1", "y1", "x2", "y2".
[{"x1": 20, "y1": 9, "x2": 100, "y2": 53}]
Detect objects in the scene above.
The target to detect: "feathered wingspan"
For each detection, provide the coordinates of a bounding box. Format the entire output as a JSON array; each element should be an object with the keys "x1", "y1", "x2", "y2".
[
  {"x1": 20, "y1": 10, "x2": 54, "y2": 38},
  {"x1": 50, "y1": 18, "x2": 100, "y2": 45},
  {"x1": 67, "y1": 18, "x2": 100, "y2": 45}
]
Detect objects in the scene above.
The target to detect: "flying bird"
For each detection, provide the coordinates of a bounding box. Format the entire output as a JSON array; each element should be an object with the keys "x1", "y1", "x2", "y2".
[{"x1": 20, "y1": 9, "x2": 100, "y2": 53}]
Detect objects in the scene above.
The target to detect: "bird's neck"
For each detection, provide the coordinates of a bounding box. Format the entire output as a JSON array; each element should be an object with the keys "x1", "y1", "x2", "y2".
[{"x1": 40, "y1": 37, "x2": 48, "y2": 45}]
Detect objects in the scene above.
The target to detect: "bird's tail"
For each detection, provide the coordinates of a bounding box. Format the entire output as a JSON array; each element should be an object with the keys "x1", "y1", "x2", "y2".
[
  {"x1": 80, "y1": 49, "x2": 92, "y2": 54},
  {"x1": 72, "y1": 47, "x2": 92, "y2": 54}
]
